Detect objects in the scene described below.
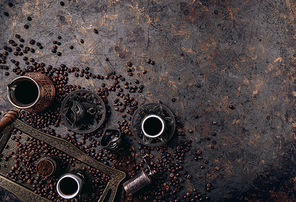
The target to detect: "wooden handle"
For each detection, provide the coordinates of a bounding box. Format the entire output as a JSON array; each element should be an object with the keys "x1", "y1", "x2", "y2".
[{"x1": 0, "y1": 110, "x2": 19, "y2": 133}]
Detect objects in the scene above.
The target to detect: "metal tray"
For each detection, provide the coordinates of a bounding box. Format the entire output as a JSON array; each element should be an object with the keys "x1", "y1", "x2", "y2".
[{"x1": 0, "y1": 119, "x2": 126, "y2": 202}]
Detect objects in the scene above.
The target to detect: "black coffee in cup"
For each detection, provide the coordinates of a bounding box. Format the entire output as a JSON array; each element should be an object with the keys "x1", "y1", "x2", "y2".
[
  {"x1": 60, "y1": 177, "x2": 78, "y2": 195},
  {"x1": 56, "y1": 173, "x2": 83, "y2": 199},
  {"x1": 141, "y1": 115, "x2": 165, "y2": 138},
  {"x1": 143, "y1": 116, "x2": 162, "y2": 136}
]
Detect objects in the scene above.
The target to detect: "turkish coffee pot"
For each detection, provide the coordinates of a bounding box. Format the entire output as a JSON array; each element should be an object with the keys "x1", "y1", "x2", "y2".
[{"x1": 0, "y1": 72, "x2": 55, "y2": 133}]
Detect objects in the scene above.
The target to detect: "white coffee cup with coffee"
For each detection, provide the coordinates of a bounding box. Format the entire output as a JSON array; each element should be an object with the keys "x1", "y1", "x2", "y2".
[{"x1": 56, "y1": 173, "x2": 83, "y2": 199}]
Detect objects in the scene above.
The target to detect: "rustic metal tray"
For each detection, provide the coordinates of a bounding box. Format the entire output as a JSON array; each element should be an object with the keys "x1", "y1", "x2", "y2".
[{"x1": 0, "y1": 119, "x2": 126, "y2": 202}]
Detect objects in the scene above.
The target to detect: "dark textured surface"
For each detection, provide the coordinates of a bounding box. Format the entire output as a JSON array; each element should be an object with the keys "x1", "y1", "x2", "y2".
[{"x1": 0, "y1": 0, "x2": 296, "y2": 201}]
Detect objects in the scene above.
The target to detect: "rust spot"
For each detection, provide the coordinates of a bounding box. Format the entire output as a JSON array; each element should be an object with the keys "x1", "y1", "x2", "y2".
[
  {"x1": 114, "y1": 46, "x2": 120, "y2": 51},
  {"x1": 195, "y1": 124, "x2": 202, "y2": 133},
  {"x1": 180, "y1": 2, "x2": 187, "y2": 10},
  {"x1": 119, "y1": 53, "x2": 125, "y2": 58},
  {"x1": 199, "y1": 102, "x2": 203, "y2": 107},
  {"x1": 201, "y1": 121, "x2": 212, "y2": 137},
  {"x1": 114, "y1": 46, "x2": 132, "y2": 60},
  {"x1": 180, "y1": 3, "x2": 200, "y2": 25},
  {"x1": 183, "y1": 9, "x2": 190, "y2": 16},
  {"x1": 57, "y1": 15, "x2": 68, "y2": 27},
  {"x1": 213, "y1": 50, "x2": 219, "y2": 57},
  {"x1": 60, "y1": 16, "x2": 66, "y2": 22}
]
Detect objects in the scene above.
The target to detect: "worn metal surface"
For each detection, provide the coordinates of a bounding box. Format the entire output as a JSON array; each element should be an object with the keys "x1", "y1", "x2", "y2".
[{"x1": 0, "y1": 0, "x2": 296, "y2": 201}]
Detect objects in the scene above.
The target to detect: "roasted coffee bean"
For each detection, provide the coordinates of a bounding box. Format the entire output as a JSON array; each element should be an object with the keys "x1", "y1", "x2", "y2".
[
  {"x1": 60, "y1": 1, "x2": 64, "y2": 6},
  {"x1": 29, "y1": 39, "x2": 35, "y2": 45},
  {"x1": 80, "y1": 39, "x2": 84, "y2": 44},
  {"x1": 24, "y1": 24, "x2": 29, "y2": 29},
  {"x1": 93, "y1": 29, "x2": 98, "y2": 34},
  {"x1": 4, "y1": 12, "x2": 9, "y2": 16},
  {"x1": 195, "y1": 150, "x2": 202, "y2": 155},
  {"x1": 57, "y1": 52, "x2": 62, "y2": 56},
  {"x1": 8, "y1": 3, "x2": 13, "y2": 7},
  {"x1": 127, "y1": 61, "x2": 132, "y2": 67},
  {"x1": 69, "y1": 45, "x2": 74, "y2": 49}
]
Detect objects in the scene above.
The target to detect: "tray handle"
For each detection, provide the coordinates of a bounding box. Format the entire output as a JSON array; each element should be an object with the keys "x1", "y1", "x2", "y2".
[
  {"x1": 0, "y1": 109, "x2": 19, "y2": 133},
  {"x1": 0, "y1": 109, "x2": 19, "y2": 153},
  {"x1": 98, "y1": 181, "x2": 118, "y2": 202}
]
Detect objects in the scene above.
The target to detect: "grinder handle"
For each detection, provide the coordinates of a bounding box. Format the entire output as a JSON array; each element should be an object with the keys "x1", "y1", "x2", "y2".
[{"x1": 0, "y1": 110, "x2": 19, "y2": 133}]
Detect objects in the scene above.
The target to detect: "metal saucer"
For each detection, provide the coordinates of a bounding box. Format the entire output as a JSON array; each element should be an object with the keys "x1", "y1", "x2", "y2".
[
  {"x1": 131, "y1": 103, "x2": 176, "y2": 147},
  {"x1": 60, "y1": 89, "x2": 106, "y2": 134}
]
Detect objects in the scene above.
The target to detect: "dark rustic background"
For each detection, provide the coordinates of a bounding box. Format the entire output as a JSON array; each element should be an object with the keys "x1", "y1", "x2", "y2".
[{"x1": 1, "y1": 0, "x2": 296, "y2": 201}]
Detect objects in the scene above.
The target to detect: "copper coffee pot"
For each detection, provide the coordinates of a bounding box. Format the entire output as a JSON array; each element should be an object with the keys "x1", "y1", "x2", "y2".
[{"x1": 0, "y1": 72, "x2": 55, "y2": 133}]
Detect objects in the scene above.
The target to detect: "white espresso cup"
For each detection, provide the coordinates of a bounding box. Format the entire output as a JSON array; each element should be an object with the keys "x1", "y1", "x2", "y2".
[
  {"x1": 141, "y1": 114, "x2": 165, "y2": 139},
  {"x1": 56, "y1": 173, "x2": 83, "y2": 199}
]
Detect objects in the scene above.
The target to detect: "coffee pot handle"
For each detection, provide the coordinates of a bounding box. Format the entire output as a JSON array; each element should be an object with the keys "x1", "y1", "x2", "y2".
[{"x1": 0, "y1": 110, "x2": 19, "y2": 133}]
